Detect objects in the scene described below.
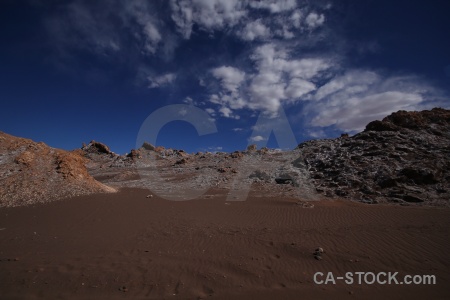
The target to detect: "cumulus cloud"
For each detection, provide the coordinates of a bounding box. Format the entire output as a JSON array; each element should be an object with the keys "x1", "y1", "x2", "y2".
[
  {"x1": 238, "y1": 19, "x2": 271, "y2": 41},
  {"x1": 170, "y1": 0, "x2": 248, "y2": 38},
  {"x1": 211, "y1": 66, "x2": 246, "y2": 93},
  {"x1": 249, "y1": 0, "x2": 297, "y2": 13},
  {"x1": 46, "y1": 0, "x2": 329, "y2": 87},
  {"x1": 141, "y1": 23, "x2": 162, "y2": 54},
  {"x1": 148, "y1": 73, "x2": 177, "y2": 88},
  {"x1": 43, "y1": 0, "x2": 444, "y2": 137},
  {"x1": 205, "y1": 108, "x2": 216, "y2": 116},
  {"x1": 305, "y1": 12, "x2": 325, "y2": 29},
  {"x1": 209, "y1": 66, "x2": 248, "y2": 117},
  {"x1": 249, "y1": 135, "x2": 265, "y2": 142},
  {"x1": 290, "y1": 10, "x2": 303, "y2": 28},
  {"x1": 206, "y1": 40, "x2": 441, "y2": 135},
  {"x1": 219, "y1": 106, "x2": 238, "y2": 118},
  {"x1": 207, "y1": 43, "x2": 331, "y2": 116},
  {"x1": 169, "y1": 0, "x2": 323, "y2": 42}
]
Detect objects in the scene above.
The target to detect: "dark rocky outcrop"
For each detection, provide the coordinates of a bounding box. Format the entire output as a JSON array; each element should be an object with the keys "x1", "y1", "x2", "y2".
[
  {"x1": 297, "y1": 108, "x2": 450, "y2": 206},
  {"x1": 127, "y1": 149, "x2": 141, "y2": 160},
  {"x1": 141, "y1": 142, "x2": 156, "y2": 151},
  {"x1": 82, "y1": 140, "x2": 112, "y2": 154},
  {"x1": 246, "y1": 144, "x2": 257, "y2": 152}
]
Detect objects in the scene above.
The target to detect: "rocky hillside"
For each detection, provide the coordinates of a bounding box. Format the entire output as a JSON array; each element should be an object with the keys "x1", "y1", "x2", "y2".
[
  {"x1": 0, "y1": 132, "x2": 116, "y2": 207},
  {"x1": 1, "y1": 108, "x2": 448, "y2": 207},
  {"x1": 298, "y1": 108, "x2": 450, "y2": 206}
]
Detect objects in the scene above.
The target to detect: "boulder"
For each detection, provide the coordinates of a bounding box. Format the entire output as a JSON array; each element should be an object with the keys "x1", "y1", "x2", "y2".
[
  {"x1": 246, "y1": 144, "x2": 257, "y2": 152},
  {"x1": 126, "y1": 149, "x2": 141, "y2": 160},
  {"x1": 141, "y1": 142, "x2": 156, "y2": 151},
  {"x1": 83, "y1": 140, "x2": 111, "y2": 154}
]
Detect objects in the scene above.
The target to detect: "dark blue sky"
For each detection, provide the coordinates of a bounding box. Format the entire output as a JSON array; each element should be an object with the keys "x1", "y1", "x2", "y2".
[{"x1": 1, "y1": 0, "x2": 449, "y2": 154}]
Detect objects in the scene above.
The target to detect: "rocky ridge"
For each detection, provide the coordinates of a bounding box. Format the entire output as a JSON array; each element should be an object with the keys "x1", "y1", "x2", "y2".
[
  {"x1": 297, "y1": 108, "x2": 450, "y2": 206},
  {"x1": 1, "y1": 108, "x2": 449, "y2": 207},
  {"x1": 0, "y1": 132, "x2": 115, "y2": 207}
]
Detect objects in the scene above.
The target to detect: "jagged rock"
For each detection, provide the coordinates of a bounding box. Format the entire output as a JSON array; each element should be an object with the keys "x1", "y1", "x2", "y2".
[
  {"x1": 249, "y1": 170, "x2": 270, "y2": 181},
  {"x1": 0, "y1": 132, "x2": 115, "y2": 207},
  {"x1": 175, "y1": 149, "x2": 189, "y2": 158},
  {"x1": 365, "y1": 120, "x2": 399, "y2": 132},
  {"x1": 141, "y1": 142, "x2": 155, "y2": 151},
  {"x1": 258, "y1": 147, "x2": 269, "y2": 154},
  {"x1": 127, "y1": 149, "x2": 141, "y2": 160},
  {"x1": 14, "y1": 151, "x2": 35, "y2": 167},
  {"x1": 399, "y1": 167, "x2": 437, "y2": 184},
  {"x1": 246, "y1": 144, "x2": 257, "y2": 152},
  {"x1": 230, "y1": 151, "x2": 244, "y2": 159},
  {"x1": 154, "y1": 146, "x2": 165, "y2": 153},
  {"x1": 275, "y1": 178, "x2": 293, "y2": 184},
  {"x1": 175, "y1": 158, "x2": 188, "y2": 165},
  {"x1": 297, "y1": 108, "x2": 450, "y2": 206},
  {"x1": 82, "y1": 140, "x2": 111, "y2": 154},
  {"x1": 403, "y1": 194, "x2": 424, "y2": 203}
]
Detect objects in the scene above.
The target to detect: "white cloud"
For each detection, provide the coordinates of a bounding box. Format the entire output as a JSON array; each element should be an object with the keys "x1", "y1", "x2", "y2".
[
  {"x1": 308, "y1": 71, "x2": 434, "y2": 132},
  {"x1": 209, "y1": 66, "x2": 248, "y2": 116},
  {"x1": 219, "y1": 106, "x2": 233, "y2": 117},
  {"x1": 285, "y1": 78, "x2": 316, "y2": 99},
  {"x1": 183, "y1": 96, "x2": 195, "y2": 105},
  {"x1": 207, "y1": 43, "x2": 332, "y2": 117},
  {"x1": 46, "y1": 1, "x2": 444, "y2": 136},
  {"x1": 232, "y1": 128, "x2": 243, "y2": 131},
  {"x1": 305, "y1": 128, "x2": 327, "y2": 139},
  {"x1": 148, "y1": 73, "x2": 177, "y2": 88},
  {"x1": 249, "y1": 135, "x2": 265, "y2": 142},
  {"x1": 170, "y1": 0, "x2": 248, "y2": 39},
  {"x1": 238, "y1": 19, "x2": 271, "y2": 41},
  {"x1": 211, "y1": 66, "x2": 246, "y2": 93},
  {"x1": 142, "y1": 23, "x2": 162, "y2": 53},
  {"x1": 179, "y1": 108, "x2": 188, "y2": 116},
  {"x1": 283, "y1": 58, "x2": 331, "y2": 80},
  {"x1": 205, "y1": 108, "x2": 216, "y2": 116},
  {"x1": 249, "y1": 0, "x2": 297, "y2": 13},
  {"x1": 305, "y1": 12, "x2": 325, "y2": 29},
  {"x1": 290, "y1": 10, "x2": 303, "y2": 28},
  {"x1": 206, "y1": 38, "x2": 442, "y2": 134},
  {"x1": 315, "y1": 70, "x2": 379, "y2": 100}
]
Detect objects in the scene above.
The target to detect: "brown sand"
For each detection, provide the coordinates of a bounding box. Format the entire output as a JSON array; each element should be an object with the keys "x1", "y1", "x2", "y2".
[{"x1": 0, "y1": 188, "x2": 449, "y2": 299}]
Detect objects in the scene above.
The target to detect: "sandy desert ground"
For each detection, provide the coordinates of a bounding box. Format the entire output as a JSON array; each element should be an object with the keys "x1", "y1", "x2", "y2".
[
  {"x1": 1, "y1": 188, "x2": 449, "y2": 299},
  {"x1": 1, "y1": 109, "x2": 449, "y2": 299}
]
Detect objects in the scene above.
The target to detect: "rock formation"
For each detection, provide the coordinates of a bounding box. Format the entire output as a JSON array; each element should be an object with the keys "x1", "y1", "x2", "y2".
[
  {"x1": 0, "y1": 132, "x2": 115, "y2": 207},
  {"x1": 297, "y1": 108, "x2": 450, "y2": 206},
  {"x1": 1, "y1": 107, "x2": 448, "y2": 207}
]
